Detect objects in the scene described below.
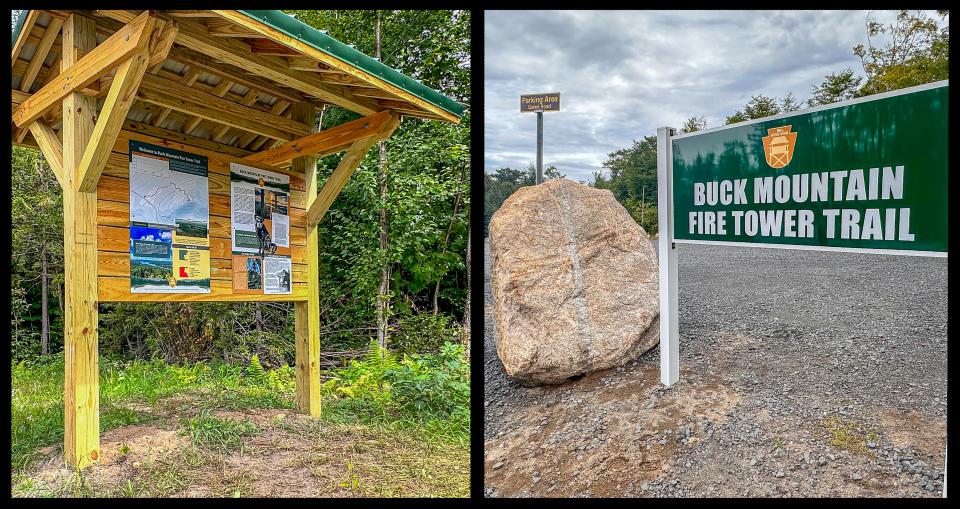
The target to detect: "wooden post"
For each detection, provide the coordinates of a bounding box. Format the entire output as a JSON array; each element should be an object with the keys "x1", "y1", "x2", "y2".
[
  {"x1": 61, "y1": 13, "x2": 101, "y2": 469},
  {"x1": 291, "y1": 102, "x2": 322, "y2": 417}
]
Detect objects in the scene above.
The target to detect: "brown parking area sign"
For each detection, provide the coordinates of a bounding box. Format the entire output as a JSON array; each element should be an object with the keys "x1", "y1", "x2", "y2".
[{"x1": 521, "y1": 93, "x2": 560, "y2": 112}]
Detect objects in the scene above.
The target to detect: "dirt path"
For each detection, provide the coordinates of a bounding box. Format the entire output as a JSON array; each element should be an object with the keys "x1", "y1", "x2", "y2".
[
  {"x1": 14, "y1": 399, "x2": 469, "y2": 498},
  {"x1": 484, "y1": 239, "x2": 946, "y2": 497}
]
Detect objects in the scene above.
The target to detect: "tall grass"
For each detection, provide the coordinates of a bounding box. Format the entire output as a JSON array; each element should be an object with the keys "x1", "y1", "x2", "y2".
[{"x1": 11, "y1": 344, "x2": 469, "y2": 471}]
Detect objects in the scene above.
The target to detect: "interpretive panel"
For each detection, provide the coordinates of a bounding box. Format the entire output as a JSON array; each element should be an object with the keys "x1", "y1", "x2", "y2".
[{"x1": 128, "y1": 141, "x2": 211, "y2": 293}]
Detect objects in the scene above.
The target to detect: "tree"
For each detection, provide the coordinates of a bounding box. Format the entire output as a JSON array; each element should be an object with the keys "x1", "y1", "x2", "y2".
[
  {"x1": 375, "y1": 11, "x2": 390, "y2": 350},
  {"x1": 284, "y1": 11, "x2": 472, "y2": 351},
  {"x1": 462, "y1": 216, "x2": 471, "y2": 360},
  {"x1": 725, "y1": 95, "x2": 780, "y2": 124},
  {"x1": 595, "y1": 136, "x2": 658, "y2": 206},
  {"x1": 11, "y1": 147, "x2": 64, "y2": 356},
  {"x1": 725, "y1": 93, "x2": 801, "y2": 124},
  {"x1": 679, "y1": 116, "x2": 707, "y2": 134},
  {"x1": 779, "y1": 92, "x2": 801, "y2": 112},
  {"x1": 854, "y1": 10, "x2": 949, "y2": 96},
  {"x1": 808, "y1": 69, "x2": 863, "y2": 106}
]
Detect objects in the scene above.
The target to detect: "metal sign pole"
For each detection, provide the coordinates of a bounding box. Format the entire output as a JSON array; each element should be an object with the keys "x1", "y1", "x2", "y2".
[
  {"x1": 656, "y1": 126, "x2": 679, "y2": 386},
  {"x1": 536, "y1": 110, "x2": 544, "y2": 184}
]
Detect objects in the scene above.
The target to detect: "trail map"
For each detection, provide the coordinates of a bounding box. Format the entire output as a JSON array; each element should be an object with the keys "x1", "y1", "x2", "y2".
[{"x1": 129, "y1": 141, "x2": 211, "y2": 293}]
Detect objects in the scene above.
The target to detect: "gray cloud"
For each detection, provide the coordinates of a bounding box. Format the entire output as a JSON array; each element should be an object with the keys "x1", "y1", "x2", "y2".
[{"x1": 484, "y1": 10, "x2": 906, "y2": 181}]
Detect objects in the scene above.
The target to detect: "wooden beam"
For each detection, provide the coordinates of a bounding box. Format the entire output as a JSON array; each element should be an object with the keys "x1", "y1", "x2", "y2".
[
  {"x1": 306, "y1": 113, "x2": 401, "y2": 227},
  {"x1": 11, "y1": 11, "x2": 41, "y2": 66},
  {"x1": 184, "y1": 77, "x2": 233, "y2": 135},
  {"x1": 12, "y1": 89, "x2": 31, "y2": 108},
  {"x1": 165, "y1": 46, "x2": 308, "y2": 105},
  {"x1": 151, "y1": 66, "x2": 199, "y2": 127},
  {"x1": 167, "y1": 11, "x2": 221, "y2": 18},
  {"x1": 147, "y1": 19, "x2": 178, "y2": 68},
  {"x1": 120, "y1": 118, "x2": 253, "y2": 158},
  {"x1": 136, "y1": 74, "x2": 305, "y2": 141},
  {"x1": 249, "y1": 136, "x2": 275, "y2": 152},
  {"x1": 247, "y1": 38, "x2": 300, "y2": 55},
  {"x1": 242, "y1": 100, "x2": 289, "y2": 150},
  {"x1": 12, "y1": 11, "x2": 156, "y2": 128},
  {"x1": 212, "y1": 10, "x2": 460, "y2": 124},
  {"x1": 138, "y1": 72, "x2": 309, "y2": 138},
  {"x1": 20, "y1": 17, "x2": 64, "y2": 93},
  {"x1": 27, "y1": 120, "x2": 66, "y2": 187},
  {"x1": 92, "y1": 10, "x2": 136, "y2": 23},
  {"x1": 22, "y1": 53, "x2": 102, "y2": 100},
  {"x1": 61, "y1": 12, "x2": 100, "y2": 470},
  {"x1": 212, "y1": 88, "x2": 257, "y2": 141},
  {"x1": 287, "y1": 56, "x2": 326, "y2": 72},
  {"x1": 292, "y1": 102, "x2": 322, "y2": 417},
  {"x1": 157, "y1": 14, "x2": 381, "y2": 115},
  {"x1": 16, "y1": 20, "x2": 46, "y2": 49},
  {"x1": 14, "y1": 126, "x2": 30, "y2": 144},
  {"x1": 243, "y1": 110, "x2": 390, "y2": 167},
  {"x1": 76, "y1": 44, "x2": 152, "y2": 192},
  {"x1": 205, "y1": 18, "x2": 265, "y2": 38}
]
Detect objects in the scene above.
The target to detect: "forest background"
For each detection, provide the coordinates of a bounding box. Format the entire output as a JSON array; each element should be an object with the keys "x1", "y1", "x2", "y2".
[{"x1": 12, "y1": 10, "x2": 472, "y2": 366}]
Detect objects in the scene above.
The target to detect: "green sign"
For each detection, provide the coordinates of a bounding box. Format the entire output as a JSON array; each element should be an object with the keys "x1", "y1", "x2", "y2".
[{"x1": 671, "y1": 82, "x2": 947, "y2": 255}]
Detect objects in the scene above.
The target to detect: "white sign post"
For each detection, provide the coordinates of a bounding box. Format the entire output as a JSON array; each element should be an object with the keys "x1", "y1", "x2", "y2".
[{"x1": 655, "y1": 126, "x2": 679, "y2": 386}]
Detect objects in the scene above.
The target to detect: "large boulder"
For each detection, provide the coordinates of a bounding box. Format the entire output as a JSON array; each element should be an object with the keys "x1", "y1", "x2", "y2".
[{"x1": 489, "y1": 178, "x2": 660, "y2": 385}]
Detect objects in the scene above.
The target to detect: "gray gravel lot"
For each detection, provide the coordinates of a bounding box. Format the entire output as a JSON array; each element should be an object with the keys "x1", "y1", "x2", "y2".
[{"x1": 484, "y1": 239, "x2": 947, "y2": 497}]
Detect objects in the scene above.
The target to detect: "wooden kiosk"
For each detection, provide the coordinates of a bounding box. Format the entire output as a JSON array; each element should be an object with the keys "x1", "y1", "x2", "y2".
[{"x1": 11, "y1": 9, "x2": 464, "y2": 468}]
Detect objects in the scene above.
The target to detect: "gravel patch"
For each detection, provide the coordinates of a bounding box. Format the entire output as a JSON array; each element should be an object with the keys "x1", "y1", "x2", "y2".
[{"x1": 484, "y1": 239, "x2": 946, "y2": 498}]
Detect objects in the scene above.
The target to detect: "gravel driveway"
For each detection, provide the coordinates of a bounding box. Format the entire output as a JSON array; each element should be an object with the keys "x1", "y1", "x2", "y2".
[{"x1": 483, "y1": 239, "x2": 946, "y2": 497}]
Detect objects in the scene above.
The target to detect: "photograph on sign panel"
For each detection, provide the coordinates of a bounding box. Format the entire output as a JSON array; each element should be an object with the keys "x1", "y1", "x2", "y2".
[
  {"x1": 484, "y1": 9, "x2": 946, "y2": 498},
  {"x1": 10, "y1": 8, "x2": 471, "y2": 498}
]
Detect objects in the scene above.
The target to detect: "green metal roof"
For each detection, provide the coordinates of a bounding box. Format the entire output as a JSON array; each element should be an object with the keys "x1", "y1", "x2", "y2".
[
  {"x1": 238, "y1": 11, "x2": 465, "y2": 119},
  {"x1": 11, "y1": 10, "x2": 466, "y2": 120},
  {"x1": 12, "y1": 10, "x2": 29, "y2": 45}
]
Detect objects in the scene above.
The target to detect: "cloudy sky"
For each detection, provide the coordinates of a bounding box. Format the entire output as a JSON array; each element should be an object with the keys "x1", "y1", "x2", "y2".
[{"x1": 484, "y1": 10, "x2": 906, "y2": 182}]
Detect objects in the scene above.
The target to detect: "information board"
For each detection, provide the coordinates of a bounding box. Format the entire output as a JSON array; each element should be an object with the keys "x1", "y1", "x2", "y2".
[
  {"x1": 128, "y1": 141, "x2": 211, "y2": 293},
  {"x1": 230, "y1": 163, "x2": 293, "y2": 295},
  {"x1": 94, "y1": 132, "x2": 309, "y2": 302}
]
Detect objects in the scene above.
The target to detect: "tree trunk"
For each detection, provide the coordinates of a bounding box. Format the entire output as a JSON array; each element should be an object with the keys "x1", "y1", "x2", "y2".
[
  {"x1": 462, "y1": 215, "x2": 471, "y2": 360},
  {"x1": 375, "y1": 11, "x2": 390, "y2": 351},
  {"x1": 433, "y1": 161, "x2": 467, "y2": 314},
  {"x1": 40, "y1": 242, "x2": 50, "y2": 355}
]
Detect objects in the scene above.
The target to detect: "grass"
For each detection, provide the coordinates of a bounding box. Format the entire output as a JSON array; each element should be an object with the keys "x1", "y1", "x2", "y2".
[
  {"x1": 11, "y1": 349, "x2": 470, "y2": 498},
  {"x1": 820, "y1": 415, "x2": 880, "y2": 457},
  {"x1": 186, "y1": 412, "x2": 260, "y2": 452}
]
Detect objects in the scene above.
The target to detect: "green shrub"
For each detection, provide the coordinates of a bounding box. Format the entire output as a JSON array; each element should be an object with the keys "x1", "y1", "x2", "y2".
[
  {"x1": 321, "y1": 340, "x2": 470, "y2": 440},
  {"x1": 388, "y1": 341, "x2": 469, "y2": 418},
  {"x1": 245, "y1": 354, "x2": 267, "y2": 385},
  {"x1": 322, "y1": 342, "x2": 401, "y2": 416},
  {"x1": 389, "y1": 313, "x2": 461, "y2": 355}
]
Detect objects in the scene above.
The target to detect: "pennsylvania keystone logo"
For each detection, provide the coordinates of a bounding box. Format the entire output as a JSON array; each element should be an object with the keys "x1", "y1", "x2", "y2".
[{"x1": 762, "y1": 125, "x2": 797, "y2": 169}]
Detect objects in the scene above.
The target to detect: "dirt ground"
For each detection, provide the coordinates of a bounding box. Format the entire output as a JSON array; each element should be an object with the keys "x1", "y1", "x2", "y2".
[
  {"x1": 13, "y1": 397, "x2": 469, "y2": 498},
  {"x1": 484, "y1": 240, "x2": 946, "y2": 498}
]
